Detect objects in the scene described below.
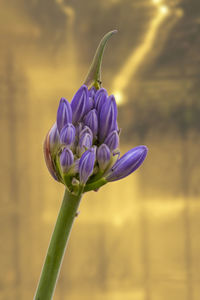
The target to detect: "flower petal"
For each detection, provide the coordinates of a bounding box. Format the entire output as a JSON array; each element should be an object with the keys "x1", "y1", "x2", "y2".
[
  {"x1": 99, "y1": 95, "x2": 118, "y2": 141},
  {"x1": 79, "y1": 147, "x2": 96, "y2": 184},
  {"x1": 57, "y1": 98, "x2": 72, "y2": 133},
  {"x1": 97, "y1": 144, "x2": 111, "y2": 172},
  {"x1": 104, "y1": 130, "x2": 119, "y2": 151},
  {"x1": 71, "y1": 85, "x2": 89, "y2": 123},
  {"x1": 60, "y1": 147, "x2": 74, "y2": 173},
  {"x1": 105, "y1": 146, "x2": 148, "y2": 181},
  {"x1": 60, "y1": 123, "x2": 76, "y2": 145}
]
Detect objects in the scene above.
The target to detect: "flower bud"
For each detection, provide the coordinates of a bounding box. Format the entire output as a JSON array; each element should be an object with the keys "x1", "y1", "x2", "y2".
[
  {"x1": 79, "y1": 126, "x2": 93, "y2": 139},
  {"x1": 104, "y1": 130, "x2": 119, "y2": 151},
  {"x1": 99, "y1": 95, "x2": 118, "y2": 142},
  {"x1": 84, "y1": 109, "x2": 98, "y2": 136},
  {"x1": 71, "y1": 85, "x2": 89, "y2": 123},
  {"x1": 97, "y1": 144, "x2": 111, "y2": 172},
  {"x1": 79, "y1": 147, "x2": 96, "y2": 184},
  {"x1": 43, "y1": 130, "x2": 59, "y2": 181},
  {"x1": 60, "y1": 147, "x2": 74, "y2": 173},
  {"x1": 105, "y1": 146, "x2": 148, "y2": 182},
  {"x1": 78, "y1": 132, "x2": 93, "y2": 156},
  {"x1": 94, "y1": 88, "x2": 107, "y2": 115},
  {"x1": 57, "y1": 98, "x2": 72, "y2": 133},
  {"x1": 49, "y1": 123, "x2": 60, "y2": 153},
  {"x1": 60, "y1": 123, "x2": 75, "y2": 146}
]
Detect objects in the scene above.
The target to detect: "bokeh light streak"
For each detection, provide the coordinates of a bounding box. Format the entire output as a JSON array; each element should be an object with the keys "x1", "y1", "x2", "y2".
[{"x1": 112, "y1": 4, "x2": 169, "y2": 105}]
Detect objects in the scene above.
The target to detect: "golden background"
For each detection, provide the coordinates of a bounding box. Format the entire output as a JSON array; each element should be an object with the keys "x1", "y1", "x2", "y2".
[{"x1": 1, "y1": 0, "x2": 200, "y2": 299}]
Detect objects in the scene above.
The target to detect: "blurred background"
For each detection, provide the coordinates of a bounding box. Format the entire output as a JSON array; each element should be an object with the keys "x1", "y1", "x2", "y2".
[{"x1": 1, "y1": 0, "x2": 200, "y2": 299}]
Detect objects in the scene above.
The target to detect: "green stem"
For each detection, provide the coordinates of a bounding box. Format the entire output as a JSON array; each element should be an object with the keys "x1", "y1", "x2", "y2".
[
  {"x1": 84, "y1": 178, "x2": 107, "y2": 192},
  {"x1": 34, "y1": 189, "x2": 82, "y2": 300}
]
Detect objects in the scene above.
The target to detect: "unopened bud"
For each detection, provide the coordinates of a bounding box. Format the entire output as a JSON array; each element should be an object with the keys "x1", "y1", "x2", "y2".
[
  {"x1": 78, "y1": 132, "x2": 93, "y2": 156},
  {"x1": 84, "y1": 109, "x2": 98, "y2": 137},
  {"x1": 79, "y1": 147, "x2": 96, "y2": 184},
  {"x1": 104, "y1": 130, "x2": 119, "y2": 151},
  {"x1": 105, "y1": 146, "x2": 148, "y2": 182},
  {"x1": 71, "y1": 85, "x2": 89, "y2": 123},
  {"x1": 99, "y1": 95, "x2": 117, "y2": 142},
  {"x1": 60, "y1": 147, "x2": 74, "y2": 173},
  {"x1": 57, "y1": 98, "x2": 72, "y2": 133},
  {"x1": 60, "y1": 123, "x2": 75, "y2": 146},
  {"x1": 97, "y1": 144, "x2": 111, "y2": 172}
]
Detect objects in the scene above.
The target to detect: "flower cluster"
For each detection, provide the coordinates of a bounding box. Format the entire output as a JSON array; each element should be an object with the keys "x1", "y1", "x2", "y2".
[{"x1": 44, "y1": 85, "x2": 147, "y2": 193}]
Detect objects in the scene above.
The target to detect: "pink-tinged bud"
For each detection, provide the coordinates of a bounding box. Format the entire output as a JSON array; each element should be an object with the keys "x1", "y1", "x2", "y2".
[{"x1": 97, "y1": 144, "x2": 111, "y2": 172}]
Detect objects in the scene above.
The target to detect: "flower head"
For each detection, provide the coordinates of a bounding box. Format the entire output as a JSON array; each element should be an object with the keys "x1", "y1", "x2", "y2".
[
  {"x1": 44, "y1": 30, "x2": 148, "y2": 194},
  {"x1": 44, "y1": 85, "x2": 148, "y2": 193}
]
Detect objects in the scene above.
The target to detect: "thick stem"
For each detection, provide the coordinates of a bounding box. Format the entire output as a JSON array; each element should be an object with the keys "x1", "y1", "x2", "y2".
[{"x1": 34, "y1": 189, "x2": 82, "y2": 300}]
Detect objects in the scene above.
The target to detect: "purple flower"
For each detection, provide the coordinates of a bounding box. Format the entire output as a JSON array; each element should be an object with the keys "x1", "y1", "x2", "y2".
[
  {"x1": 43, "y1": 30, "x2": 148, "y2": 193},
  {"x1": 60, "y1": 123, "x2": 75, "y2": 146},
  {"x1": 71, "y1": 85, "x2": 88, "y2": 123},
  {"x1": 84, "y1": 109, "x2": 98, "y2": 137},
  {"x1": 104, "y1": 130, "x2": 119, "y2": 151},
  {"x1": 60, "y1": 148, "x2": 74, "y2": 173},
  {"x1": 57, "y1": 98, "x2": 72, "y2": 133},
  {"x1": 97, "y1": 144, "x2": 111, "y2": 172},
  {"x1": 105, "y1": 146, "x2": 148, "y2": 182},
  {"x1": 99, "y1": 95, "x2": 118, "y2": 142},
  {"x1": 44, "y1": 85, "x2": 148, "y2": 190},
  {"x1": 79, "y1": 147, "x2": 96, "y2": 184}
]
